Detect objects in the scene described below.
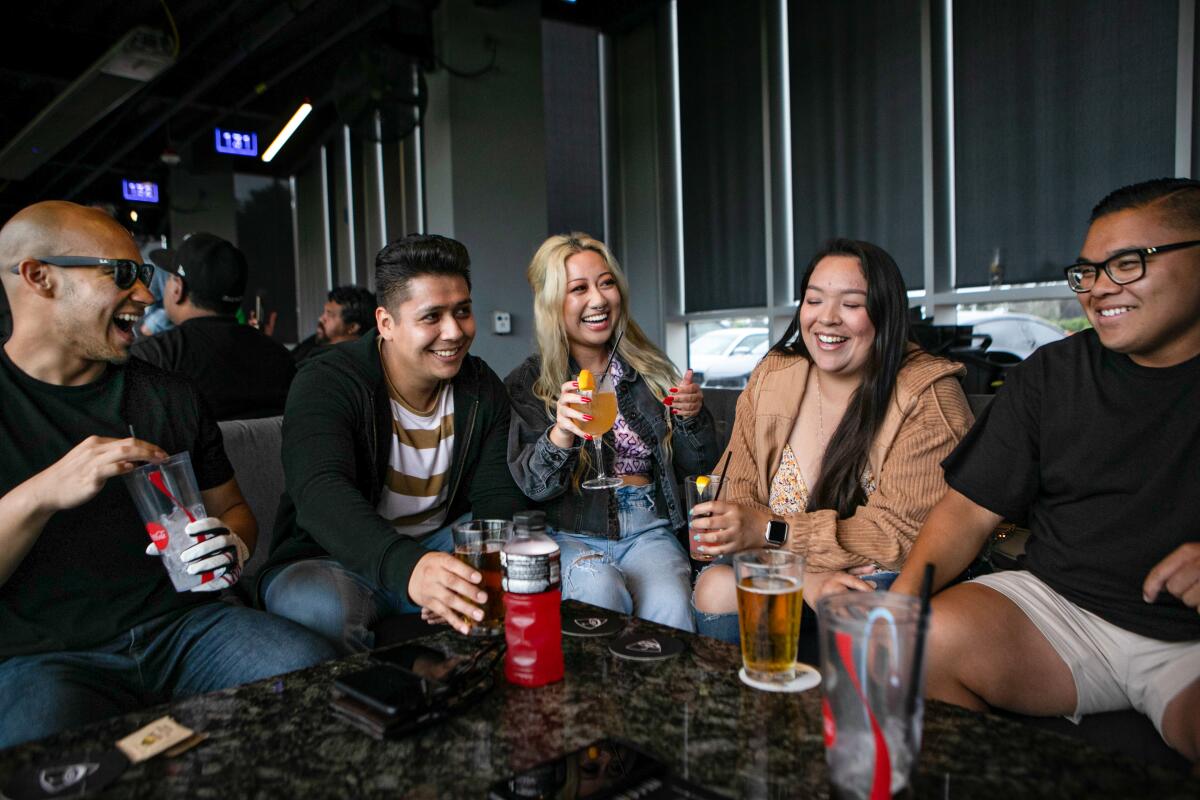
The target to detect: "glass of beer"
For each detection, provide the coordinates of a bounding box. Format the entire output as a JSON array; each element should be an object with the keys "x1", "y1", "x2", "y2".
[
  {"x1": 734, "y1": 549, "x2": 804, "y2": 683},
  {"x1": 452, "y1": 519, "x2": 513, "y2": 636}
]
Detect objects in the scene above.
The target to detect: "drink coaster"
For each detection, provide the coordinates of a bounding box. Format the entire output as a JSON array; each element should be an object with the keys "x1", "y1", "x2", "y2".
[
  {"x1": 2, "y1": 749, "x2": 129, "y2": 800},
  {"x1": 738, "y1": 663, "x2": 820, "y2": 693},
  {"x1": 609, "y1": 632, "x2": 685, "y2": 661},
  {"x1": 562, "y1": 609, "x2": 624, "y2": 637}
]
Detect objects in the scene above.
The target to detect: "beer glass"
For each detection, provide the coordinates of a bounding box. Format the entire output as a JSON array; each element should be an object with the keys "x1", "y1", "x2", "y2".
[
  {"x1": 452, "y1": 519, "x2": 513, "y2": 636},
  {"x1": 733, "y1": 549, "x2": 804, "y2": 683}
]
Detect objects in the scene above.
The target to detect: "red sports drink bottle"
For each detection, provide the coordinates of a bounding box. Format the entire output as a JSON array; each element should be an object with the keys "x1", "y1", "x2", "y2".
[{"x1": 502, "y1": 511, "x2": 563, "y2": 687}]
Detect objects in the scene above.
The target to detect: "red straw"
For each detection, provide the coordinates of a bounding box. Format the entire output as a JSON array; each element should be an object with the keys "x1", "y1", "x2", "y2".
[{"x1": 149, "y1": 470, "x2": 197, "y2": 523}]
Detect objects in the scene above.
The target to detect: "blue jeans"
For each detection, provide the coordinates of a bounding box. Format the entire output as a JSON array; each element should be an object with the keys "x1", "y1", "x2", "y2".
[
  {"x1": 0, "y1": 602, "x2": 335, "y2": 749},
  {"x1": 553, "y1": 484, "x2": 695, "y2": 633},
  {"x1": 262, "y1": 519, "x2": 459, "y2": 654}
]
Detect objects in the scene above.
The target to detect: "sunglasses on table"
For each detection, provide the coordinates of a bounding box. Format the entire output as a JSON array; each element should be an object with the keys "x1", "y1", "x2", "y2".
[{"x1": 8, "y1": 256, "x2": 158, "y2": 290}]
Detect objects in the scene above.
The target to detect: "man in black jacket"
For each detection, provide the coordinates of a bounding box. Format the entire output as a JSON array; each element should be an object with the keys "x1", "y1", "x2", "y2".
[
  {"x1": 260, "y1": 234, "x2": 525, "y2": 653},
  {"x1": 132, "y1": 233, "x2": 295, "y2": 420}
]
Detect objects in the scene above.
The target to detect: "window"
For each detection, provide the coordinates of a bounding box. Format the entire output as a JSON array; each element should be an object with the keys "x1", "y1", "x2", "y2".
[
  {"x1": 952, "y1": 0, "x2": 1178, "y2": 287},
  {"x1": 790, "y1": 0, "x2": 925, "y2": 291},
  {"x1": 677, "y1": 0, "x2": 768, "y2": 312},
  {"x1": 687, "y1": 317, "x2": 771, "y2": 388}
]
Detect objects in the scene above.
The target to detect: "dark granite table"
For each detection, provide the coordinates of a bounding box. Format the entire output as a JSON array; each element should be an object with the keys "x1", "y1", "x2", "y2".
[{"x1": 0, "y1": 601, "x2": 1196, "y2": 799}]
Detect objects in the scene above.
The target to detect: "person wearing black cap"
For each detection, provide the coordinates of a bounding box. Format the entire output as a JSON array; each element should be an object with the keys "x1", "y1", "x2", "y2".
[{"x1": 132, "y1": 233, "x2": 295, "y2": 420}]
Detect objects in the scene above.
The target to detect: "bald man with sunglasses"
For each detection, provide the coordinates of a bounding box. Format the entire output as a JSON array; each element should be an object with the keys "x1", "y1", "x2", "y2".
[{"x1": 0, "y1": 201, "x2": 334, "y2": 748}]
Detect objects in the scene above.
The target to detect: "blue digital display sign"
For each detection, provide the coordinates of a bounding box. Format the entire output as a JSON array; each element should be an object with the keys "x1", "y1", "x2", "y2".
[
  {"x1": 122, "y1": 180, "x2": 159, "y2": 203},
  {"x1": 214, "y1": 128, "x2": 259, "y2": 157}
]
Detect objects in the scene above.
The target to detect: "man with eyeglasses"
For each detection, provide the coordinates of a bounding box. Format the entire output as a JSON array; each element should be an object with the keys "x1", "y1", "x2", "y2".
[
  {"x1": 893, "y1": 178, "x2": 1200, "y2": 770},
  {"x1": 0, "y1": 201, "x2": 334, "y2": 748},
  {"x1": 131, "y1": 233, "x2": 296, "y2": 420}
]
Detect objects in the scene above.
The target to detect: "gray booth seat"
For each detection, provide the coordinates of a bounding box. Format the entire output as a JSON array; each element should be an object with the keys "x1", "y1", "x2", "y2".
[{"x1": 217, "y1": 415, "x2": 434, "y2": 645}]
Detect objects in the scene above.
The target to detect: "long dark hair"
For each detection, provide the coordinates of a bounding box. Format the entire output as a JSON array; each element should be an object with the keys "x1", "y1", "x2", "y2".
[{"x1": 770, "y1": 238, "x2": 914, "y2": 518}]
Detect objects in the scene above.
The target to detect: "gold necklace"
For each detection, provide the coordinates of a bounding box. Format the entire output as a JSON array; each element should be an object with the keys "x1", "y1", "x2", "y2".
[{"x1": 815, "y1": 370, "x2": 827, "y2": 448}]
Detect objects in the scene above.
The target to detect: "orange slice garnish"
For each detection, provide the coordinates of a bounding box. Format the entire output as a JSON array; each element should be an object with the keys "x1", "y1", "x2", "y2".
[{"x1": 577, "y1": 369, "x2": 595, "y2": 392}]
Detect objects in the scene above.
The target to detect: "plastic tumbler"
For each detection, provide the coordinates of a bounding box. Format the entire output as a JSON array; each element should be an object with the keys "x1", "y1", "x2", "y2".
[
  {"x1": 124, "y1": 452, "x2": 212, "y2": 592},
  {"x1": 818, "y1": 591, "x2": 925, "y2": 800}
]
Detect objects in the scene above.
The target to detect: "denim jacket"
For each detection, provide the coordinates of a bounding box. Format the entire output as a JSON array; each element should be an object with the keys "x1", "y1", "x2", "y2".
[{"x1": 505, "y1": 354, "x2": 720, "y2": 538}]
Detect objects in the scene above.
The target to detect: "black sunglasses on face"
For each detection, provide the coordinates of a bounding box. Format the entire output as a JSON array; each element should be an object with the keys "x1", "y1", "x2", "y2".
[
  {"x1": 8, "y1": 256, "x2": 157, "y2": 290},
  {"x1": 1064, "y1": 239, "x2": 1200, "y2": 293}
]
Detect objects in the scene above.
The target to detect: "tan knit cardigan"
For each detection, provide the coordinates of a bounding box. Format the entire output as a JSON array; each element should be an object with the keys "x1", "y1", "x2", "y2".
[{"x1": 718, "y1": 348, "x2": 973, "y2": 572}]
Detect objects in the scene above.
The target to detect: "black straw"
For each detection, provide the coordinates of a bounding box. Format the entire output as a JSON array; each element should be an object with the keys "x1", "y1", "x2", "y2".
[
  {"x1": 710, "y1": 451, "x2": 733, "y2": 504},
  {"x1": 598, "y1": 328, "x2": 625, "y2": 384},
  {"x1": 905, "y1": 563, "x2": 936, "y2": 718}
]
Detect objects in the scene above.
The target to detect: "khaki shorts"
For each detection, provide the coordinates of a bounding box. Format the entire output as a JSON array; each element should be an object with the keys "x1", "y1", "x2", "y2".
[{"x1": 972, "y1": 570, "x2": 1200, "y2": 736}]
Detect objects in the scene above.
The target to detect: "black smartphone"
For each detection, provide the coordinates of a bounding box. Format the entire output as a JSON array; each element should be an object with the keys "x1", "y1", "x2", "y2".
[
  {"x1": 373, "y1": 643, "x2": 456, "y2": 683},
  {"x1": 332, "y1": 664, "x2": 426, "y2": 717},
  {"x1": 488, "y1": 738, "x2": 667, "y2": 800}
]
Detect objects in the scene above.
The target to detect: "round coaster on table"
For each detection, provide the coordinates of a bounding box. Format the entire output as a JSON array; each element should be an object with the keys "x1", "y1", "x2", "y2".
[
  {"x1": 608, "y1": 632, "x2": 686, "y2": 661},
  {"x1": 738, "y1": 663, "x2": 820, "y2": 693},
  {"x1": 3, "y1": 749, "x2": 129, "y2": 800},
  {"x1": 561, "y1": 608, "x2": 624, "y2": 638}
]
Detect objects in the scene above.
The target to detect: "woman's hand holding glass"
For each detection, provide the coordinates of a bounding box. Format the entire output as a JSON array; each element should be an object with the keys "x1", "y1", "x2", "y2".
[
  {"x1": 689, "y1": 500, "x2": 773, "y2": 556},
  {"x1": 549, "y1": 379, "x2": 593, "y2": 450}
]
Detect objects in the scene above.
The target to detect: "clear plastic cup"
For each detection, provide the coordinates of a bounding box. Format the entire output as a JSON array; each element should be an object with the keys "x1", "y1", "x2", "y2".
[
  {"x1": 124, "y1": 452, "x2": 212, "y2": 592},
  {"x1": 818, "y1": 591, "x2": 925, "y2": 800}
]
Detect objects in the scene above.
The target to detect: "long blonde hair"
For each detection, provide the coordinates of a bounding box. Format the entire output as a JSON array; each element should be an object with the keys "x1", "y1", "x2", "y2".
[{"x1": 527, "y1": 233, "x2": 680, "y2": 482}]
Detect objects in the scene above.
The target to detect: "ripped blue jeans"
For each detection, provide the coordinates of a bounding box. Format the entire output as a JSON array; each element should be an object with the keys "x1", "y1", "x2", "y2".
[{"x1": 551, "y1": 484, "x2": 695, "y2": 633}]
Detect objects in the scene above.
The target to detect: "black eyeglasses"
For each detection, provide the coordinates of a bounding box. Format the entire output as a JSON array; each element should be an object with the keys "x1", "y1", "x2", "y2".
[
  {"x1": 1064, "y1": 239, "x2": 1200, "y2": 293},
  {"x1": 8, "y1": 256, "x2": 157, "y2": 290}
]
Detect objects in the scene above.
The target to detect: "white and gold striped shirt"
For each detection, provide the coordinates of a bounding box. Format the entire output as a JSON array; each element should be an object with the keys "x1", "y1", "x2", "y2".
[{"x1": 376, "y1": 380, "x2": 455, "y2": 537}]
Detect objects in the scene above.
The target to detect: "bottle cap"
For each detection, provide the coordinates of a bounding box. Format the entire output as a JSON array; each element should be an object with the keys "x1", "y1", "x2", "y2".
[{"x1": 513, "y1": 510, "x2": 546, "y2": 532}]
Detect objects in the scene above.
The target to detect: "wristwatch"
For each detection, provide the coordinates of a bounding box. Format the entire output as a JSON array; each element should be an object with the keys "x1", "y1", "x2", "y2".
[{"x1": 764, "y1": 519, "x2": 789, "y2": 548}]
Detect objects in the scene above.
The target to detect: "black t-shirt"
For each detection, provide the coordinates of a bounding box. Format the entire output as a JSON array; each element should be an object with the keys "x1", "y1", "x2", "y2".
[
  {"x1": 0, "y1": 347, "x2": 233, "y2": 657},
  {"x1": 131, "y1": 316, "x2": 295, "y2": 420},
  {"x1": 943, "y1": 330, "x2": 1200, "y2": 642}
]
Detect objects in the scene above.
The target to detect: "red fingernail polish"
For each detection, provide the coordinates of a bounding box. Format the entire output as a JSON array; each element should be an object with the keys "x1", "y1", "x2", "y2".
[
  {"x1": 669, "y1": 387, "x2": 679, "y2": 393},
  {"x1": 585, "y1": 434, "x2": 593, "y2": 441},
  {"x1": 670, "y1": 409, "x2": 677, "y2": 415},
  {"x1": 572, "y1": 381, "x2": 578, "y2": 387},
  {"x1": 583, "y1": 415, "x2": 594, "y2": 421},
  {"x1": 663, "y1": 396, "x2": 674, "y2": 406},
  {"x1": 582, "y1": 397, "x2": 591, "y2": 403}
]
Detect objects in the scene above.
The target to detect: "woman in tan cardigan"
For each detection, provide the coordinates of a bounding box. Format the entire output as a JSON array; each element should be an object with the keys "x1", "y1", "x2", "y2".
[{"x1": 691, "y1": 238, "x2": 973, "y2": 642}]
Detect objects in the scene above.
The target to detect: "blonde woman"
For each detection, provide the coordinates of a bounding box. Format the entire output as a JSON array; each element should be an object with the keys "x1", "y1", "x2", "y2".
[{"x1": 506, "y1": 233, "x2": 719, "y2": 631}]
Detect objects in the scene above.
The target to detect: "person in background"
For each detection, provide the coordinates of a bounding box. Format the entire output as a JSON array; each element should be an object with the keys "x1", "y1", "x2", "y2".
[
  {"x1": 0, "y1": 201, "x2": 334, "y2": 749},
  {"x1": 138, "y1": 246, "x2": 173, "y2": 338},
  {"x1": 260, "y1": 234, "x2": 524, "y2": 653},
  {"x1": 291, "y1": 285, "x2": 377, "y2": 364},
  {"x1": 892, "y1": 178, "x2": 1200, "y2": 771},
  {"x1": 507, "y1": 233, "x2": 719, "y2": 633},
  {"x1": 690, "y1": 238, "x2": 972, "y2": 649},
  {"x1": 132, "y1": 233, "x2": 295, "y2": 420}
]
